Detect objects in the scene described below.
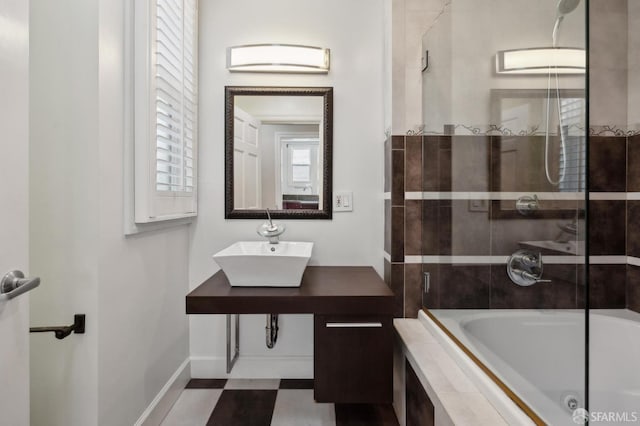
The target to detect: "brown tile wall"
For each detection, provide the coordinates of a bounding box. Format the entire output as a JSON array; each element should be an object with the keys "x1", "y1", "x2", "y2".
[
  {"x1": 405, "y1": 136, "x2": 423, "y2": 192},
  {"x1": 384, "y1": 138, "x2": 391, "y2": 193},
  {"x1": 404, "y1": 263, "x2": 423, "y2": 318},
  {"x1": 384, "y1": 259, "x2": 405, "y2": 318},
  {"x1": 590, "y1": 137, "x2": 627, "y2": 191},
  {"x1": 385, "y1": 135, "x2": 639, "y2": 315},
  {"x1": 588, "y1": 265, "x2": 627, "y2": 309},
  {"x1": 628, "y1": 135, "x2": 640, "y2": 191},
  {"x1": 384, "y1": 136, "x2": 408, "y2": 316},
  {"x1": 626, "y1": 201, "x2": 640, "y2": 257},
  {"x1": 589, "y1": 200, "x2": 626, "y2": 255},
  {"x1": 628, "y1": 135, "x2": 640, "y2": 313},
  {"x1": 422, "y1": 263, "x2": 581, "y2": 310},
  {"x1": 627, "y1": 265, "x2": 640, "y2": 313}
]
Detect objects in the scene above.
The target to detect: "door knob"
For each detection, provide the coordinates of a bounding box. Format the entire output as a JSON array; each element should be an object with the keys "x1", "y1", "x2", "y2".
[{"x1": 0, "y1": 270, "x2": 41, "y2": 301}]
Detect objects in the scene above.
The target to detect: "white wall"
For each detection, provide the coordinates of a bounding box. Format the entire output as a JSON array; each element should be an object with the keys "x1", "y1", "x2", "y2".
[
  {"x1": 96, "y1": 1, "x2": 190, "y2": 425},
  {"x1": 392, "y1": 0, "x2": 450, "y2": 134},
  {"x1": 236, "y1": 96, "x2": 323, "y2": 120},
  {"x1": 29, "y1": 0, "x2": 190, "y2": 425},
  {"x1": 383, "y1": 0, "x2": 392, "y2": 134},
  {"x1": 589, "y1": 0, "x2": 640, "y2": 130},
  {"x1": 190, "y1": 0, "x2": 386, "y2": 378},
  {"x1": 590, "y1": 0, "x2": 628, "y2": 127}
]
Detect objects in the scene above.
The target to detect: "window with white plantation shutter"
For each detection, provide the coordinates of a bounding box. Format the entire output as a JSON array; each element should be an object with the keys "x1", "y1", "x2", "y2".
[
  {"x1": 134, "y1": 0, "x2": 198, "y2": 223},
  {"x1": 558, "y1": 97, "x2": 586, "y2": 193}
]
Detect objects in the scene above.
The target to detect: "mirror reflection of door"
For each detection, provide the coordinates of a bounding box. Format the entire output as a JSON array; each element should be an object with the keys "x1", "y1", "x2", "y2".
[{"x1": 233, "y1": 106, "x2": 262, "y2": 209}]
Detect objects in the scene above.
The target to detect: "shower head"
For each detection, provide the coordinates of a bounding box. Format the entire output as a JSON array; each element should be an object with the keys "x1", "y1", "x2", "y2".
[
  {"x1": 552, "y1": 0, "x2": 580, "y2": 46},
  {"x1": 557, "y1": 0, "x2": 580, "y2": 16}
]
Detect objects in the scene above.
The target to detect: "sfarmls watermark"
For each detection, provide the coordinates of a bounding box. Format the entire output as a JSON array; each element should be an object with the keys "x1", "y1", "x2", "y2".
[{"x1": 573, "y1": 408, "x2": 640, "y2": 424}]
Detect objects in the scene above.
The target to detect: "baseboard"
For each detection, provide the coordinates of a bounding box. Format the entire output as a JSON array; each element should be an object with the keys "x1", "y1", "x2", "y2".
[
  {"x1": 134, "y1": 358, "x2": 191, "y2": 426},
  {"x1": 190, "y1": 355, "x2": 313, "y2": 379}
]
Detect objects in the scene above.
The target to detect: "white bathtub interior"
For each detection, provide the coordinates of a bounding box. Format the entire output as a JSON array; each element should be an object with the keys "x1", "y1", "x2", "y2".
[{"x1": 426, "y1": 309, "x2": 640, "y2": 426}]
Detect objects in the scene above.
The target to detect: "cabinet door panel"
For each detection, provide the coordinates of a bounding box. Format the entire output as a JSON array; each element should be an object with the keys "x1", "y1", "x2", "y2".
[
  {"x1": 314, "y1": 315, "x2": 392, "y2": 403},
  {"x1": 406, "y1": 360, "x2": 435, "y2": 426}
]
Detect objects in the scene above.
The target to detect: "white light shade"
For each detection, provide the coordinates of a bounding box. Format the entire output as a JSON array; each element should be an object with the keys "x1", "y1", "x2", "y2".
[
  {"x1": 496, "y1": 47, "x2": 585, "y2": 74},
  {"x1": 227, "y1": 44, "x2": 330, "y2": 73}
]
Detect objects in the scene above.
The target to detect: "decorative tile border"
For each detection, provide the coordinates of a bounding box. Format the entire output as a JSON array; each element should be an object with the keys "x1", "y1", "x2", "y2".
[
  {"x1": 403, "y1": 124, "x2": 640, "y2": 137},
  {"x1": 590, "y1": 125, "x2": 640, "y2": 137}
]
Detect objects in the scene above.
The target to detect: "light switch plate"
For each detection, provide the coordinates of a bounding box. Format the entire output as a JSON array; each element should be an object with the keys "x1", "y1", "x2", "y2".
[{"x1": 334, "y1": 191, "x2": 353, "y2": 212}]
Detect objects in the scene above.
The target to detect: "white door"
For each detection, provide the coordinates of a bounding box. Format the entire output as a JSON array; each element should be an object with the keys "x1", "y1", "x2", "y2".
[
  {"x1": 233, "y1": 106, "x2": 262, "y2": 209},
  {"x1": 0, "y1": 0, "x2": 32, "y2": 424}
]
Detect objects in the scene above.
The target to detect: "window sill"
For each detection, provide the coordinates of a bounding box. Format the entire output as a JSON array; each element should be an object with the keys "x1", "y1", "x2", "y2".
[{"x1": 124, "y1": 215, "x2": 194, "y2": 236}]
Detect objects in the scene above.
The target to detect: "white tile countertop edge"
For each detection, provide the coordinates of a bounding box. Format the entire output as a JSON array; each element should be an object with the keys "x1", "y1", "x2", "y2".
[{"x1": 394, "y1": 313, "x2": 535, "y2": 426}]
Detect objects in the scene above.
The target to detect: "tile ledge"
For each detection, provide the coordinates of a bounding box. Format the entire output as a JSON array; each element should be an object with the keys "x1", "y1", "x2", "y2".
[{"x1": 394, "y1": 317, "x2": 533, "y2": 426}]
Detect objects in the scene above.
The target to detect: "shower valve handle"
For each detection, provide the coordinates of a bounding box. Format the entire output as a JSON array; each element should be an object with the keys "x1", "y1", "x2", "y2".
[
  {"x1": 519, "y1": 270, "x2": 551, "y2": 284},
  {"x1": 507, "y1": 250, "x2": 551, "y2": 287}
]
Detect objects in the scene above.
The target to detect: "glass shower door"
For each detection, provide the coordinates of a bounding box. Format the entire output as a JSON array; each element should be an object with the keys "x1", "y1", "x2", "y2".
[{"x1": 419, "y1": 0, "x2": 588, "y2": 424}]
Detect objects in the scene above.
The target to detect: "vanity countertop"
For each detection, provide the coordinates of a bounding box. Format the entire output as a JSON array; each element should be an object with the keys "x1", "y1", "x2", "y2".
[{"x1": 186, "y1": 266, "x2": 393, "y2": 315}]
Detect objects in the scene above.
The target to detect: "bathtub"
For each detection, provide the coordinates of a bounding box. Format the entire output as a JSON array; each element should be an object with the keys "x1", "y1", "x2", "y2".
[{"x1": 421, "y1": 309, "x2": 640, "y2": 426}]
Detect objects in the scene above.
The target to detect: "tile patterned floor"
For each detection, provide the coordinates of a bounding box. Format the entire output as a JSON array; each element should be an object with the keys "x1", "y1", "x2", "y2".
[{"x1": 161, "y1": 379, "x2": 399, "y2": 426}]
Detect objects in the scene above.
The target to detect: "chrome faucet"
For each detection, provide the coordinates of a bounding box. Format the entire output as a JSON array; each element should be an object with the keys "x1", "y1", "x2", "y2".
[
  {"x1": 257, "y1": 208, "x2": 286, "y2": 244},
  {"x1": 265, "y1": 208, "x2": 277, "y2": 232}
]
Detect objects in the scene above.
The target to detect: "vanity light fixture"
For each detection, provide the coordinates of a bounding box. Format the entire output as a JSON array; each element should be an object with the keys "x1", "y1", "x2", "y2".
[
  {"x1": 496, "y1": 47, "x2": 585, "y2": 74},
  {"x1": 226, "y1": 44, "x2": 330, "y2": 74}
]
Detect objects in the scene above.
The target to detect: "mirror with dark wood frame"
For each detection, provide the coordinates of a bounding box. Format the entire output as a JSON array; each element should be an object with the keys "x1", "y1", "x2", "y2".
[
  {"x1": 225, "y1": 86, "x2": 333, "y2": 219},
  {"x1": 489, "y1": 88, "x2": 586, "y2": 219}
]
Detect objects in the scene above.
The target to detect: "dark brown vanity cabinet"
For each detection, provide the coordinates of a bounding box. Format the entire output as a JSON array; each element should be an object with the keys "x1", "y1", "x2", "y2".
[
  {"x1": 314, "y1": 315, "x2": 393, "y2": 403},
  {"x1": 186, "y1": 266, "x2": 395, "y2": 404}
]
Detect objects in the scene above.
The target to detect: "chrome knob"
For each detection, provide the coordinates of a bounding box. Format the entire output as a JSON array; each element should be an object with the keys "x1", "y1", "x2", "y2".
[{"x1": 515, "y1": 195, "x2": 540, "y2": 216}]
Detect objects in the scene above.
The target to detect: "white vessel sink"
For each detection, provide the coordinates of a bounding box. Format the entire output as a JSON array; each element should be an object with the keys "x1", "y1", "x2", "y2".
[{"x1": 212, "y1": 241, "x2": 313, "y2": 287}]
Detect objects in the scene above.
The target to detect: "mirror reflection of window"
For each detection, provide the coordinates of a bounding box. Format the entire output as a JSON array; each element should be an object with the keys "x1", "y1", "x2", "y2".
[
  {"x1": 279, "y1": 134, "x2": 320, "y2": 210},
  {"x1": 291, "y1": 148, "x2": 311, "y2": 182},
  {"x1": 557, "y1": 98, "x2": 586, "y2": 192}
]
